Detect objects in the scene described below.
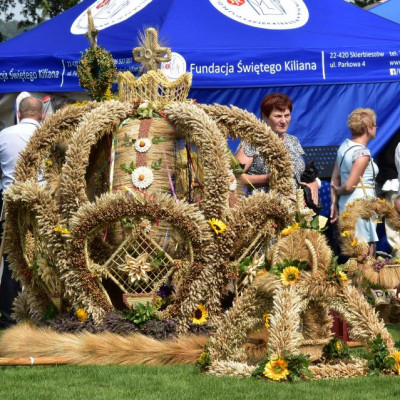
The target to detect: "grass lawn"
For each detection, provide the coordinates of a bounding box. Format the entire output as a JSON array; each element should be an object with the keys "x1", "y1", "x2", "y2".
[{"x1": 0, "y1": 324, "x2": 399, "y2": 400}]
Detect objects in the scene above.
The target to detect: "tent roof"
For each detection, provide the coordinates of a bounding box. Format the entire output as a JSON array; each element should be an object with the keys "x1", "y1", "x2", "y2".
[
  {"x1": 1, "y1": 0, "x2": 400, "y2": 92},
  {"x1": 369, "y1": 0, "x2": 400, "y2": 24}
]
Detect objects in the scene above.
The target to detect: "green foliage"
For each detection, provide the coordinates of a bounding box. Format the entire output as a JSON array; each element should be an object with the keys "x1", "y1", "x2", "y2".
[
  {"x1": 123, "y1": 302, "x2": 159, "y2": 328},
  {"x1": 152, "y1": 136, "x2": 167, "y2": 144},
  {"x1": 122, "y1": 131, "x2": 135, "y2": 147},
  {"x1": 77, "y1": 46, "x2": 117, "y2": 101},
  {"x1": 327, "y1": 255, "x2": 348, "y2": 284},
  {"x1": 41, "y1": 301, "x2": 59, "y2": 321},
  {"x1": 366, "y1": 334, "x2": 396, "y2": 376},
  {"x1": 196, "y1": 342, "x2": 211, "y2": 372},
  {"x1": 237, "y1": 256, "x2": 267, "y2": 275},
  {"x1": 322, "y1": 337, "x2": 350, "y2": 361},
  {"x1": 225, "y1": 147, "x2": 245, "y2": 177},
  {"x1": 120, "y1": 160, "x2": 136, "y2": 174},
  {"x1": 269, "y1": 258, "x2": 309, "y2": 277},
  {"x1": 151, "y1": 159, "x2": 163, "y2": 170},
  {"x1": 354, "y1": 0, "x2": 378, "y2": 8},
  {"x1": 295, "y1": 213, "x2": 327, "y2": 233},
  {"x1": 121, "y1": 217, "x2": 133, "y2": 229},
  {"x1": 0, "y1": 0, "x2": 81, "y2": 27},
  {"x1": 150, "y1": 251, "x2": 167, "y2": 268},
  {"x1": 284, "y1": 352, "x2": 313, "y2": 382},
  {"x1": 251, "y1": 358, "x2": 269, "y2": 378},
  {"x1": 238, "y1": 256, "x2": 252, "y2": 275},
  {"x1": 226, "y1": 146, "x2": 244, "y2": 175}
]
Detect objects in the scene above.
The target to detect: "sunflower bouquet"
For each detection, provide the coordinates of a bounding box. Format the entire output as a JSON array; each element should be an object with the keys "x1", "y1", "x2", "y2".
[
  {"x1": 269, "y1": 258, "x2": 309, "y2": 286},
  {"x1": 252, "y1": 351, "x2": 312, "y2": 382}
]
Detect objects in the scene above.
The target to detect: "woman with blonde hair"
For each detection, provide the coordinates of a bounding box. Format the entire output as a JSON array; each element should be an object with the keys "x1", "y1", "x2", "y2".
[{"x1": 330, "y1": 108, "x2": 378, "y2": 256}]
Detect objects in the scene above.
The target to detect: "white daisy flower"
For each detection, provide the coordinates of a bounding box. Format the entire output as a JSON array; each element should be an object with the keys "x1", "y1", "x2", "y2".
[
  {"x1": 135, "y1": 137, "x2": 152, "y2": 153},
  {"x1": 137, "y1": 101, "x2": 149, "y2": 110},
  {"x1": 131, "y1": 166, "x2": 154, "y2": 189},
  {"x1": 229, "y1": 173, "x2": 237, "y2": 191},
  {"x1": 140, "y1": 218, "x2": 152, "y2": 233}
]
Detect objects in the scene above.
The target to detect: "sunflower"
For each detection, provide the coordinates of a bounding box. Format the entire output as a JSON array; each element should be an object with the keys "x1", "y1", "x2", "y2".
[
  {"x1": 263, "y1": 313, "x2": 270, "y2": 328},
  {"x1": 281, "y1": 223, "x2": 299, "y2": 236},
  {"x1": 339, "y1": 272, "x2": 348, "y2": 282},
  {"x1": 280, "y1": 266, "x2": 299, "y2": 286},
  {"x1": 76, "y1": 308, "x2": 88, "y2": 323},
  {"x1": 341, "y1": 230, "x2": 350, "y2": 237},
  {"x1": 191, "y1": 304, "x2": 208, "y2": 325},
  {"x1": 131, "y1": 166, "x2": 154, "y2": 189},
  {"x1": 336, "y1": 341, "x2": 342, "y2": 354},
  {"x1": 263, "y1": 357, "x2": 290, "y2": 381},
  {"x1": 53, "y1": 226, "x2": 71, "y2": 236},
  {"x1": 392, "y1": 350, "x2": 400, "y2": 374},
  {"x1": 134, "y1": 137, "x2": 152, "y2": 153},
  {"x1": 208, "y1": 218, "x2": 226, "y2": 234}
]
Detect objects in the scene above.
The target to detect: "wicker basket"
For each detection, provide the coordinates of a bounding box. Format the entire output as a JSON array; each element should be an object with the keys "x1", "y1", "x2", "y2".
[{"x1": 299, "y1": 339, "x2": 330, "y2": 362}]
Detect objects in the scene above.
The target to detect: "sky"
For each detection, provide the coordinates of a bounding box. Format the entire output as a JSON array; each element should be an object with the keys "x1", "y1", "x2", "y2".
[
  {"x1": 10, "y1": 2, "x2": 24, "y2": 20},
  {"x1": 1, "y1": 2, "x2": 25, "y2": 21}
]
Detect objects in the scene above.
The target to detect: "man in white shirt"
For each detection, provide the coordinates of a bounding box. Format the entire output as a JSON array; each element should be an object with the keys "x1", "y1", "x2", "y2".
[{"x1": 0, "y1": 96, "x2": 43, "y2": 328}]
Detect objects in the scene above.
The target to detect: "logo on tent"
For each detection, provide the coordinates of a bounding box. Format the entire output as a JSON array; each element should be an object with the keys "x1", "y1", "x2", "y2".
[
  {"x1": 160, "y1": 52, "x2": 187, "y2": 81},
  {"x1": 71, "y1": 0, "x2": 153, "y2": 34},
  {"x1": 209, "y1": 0, "x2": 309, "y2": 30}
]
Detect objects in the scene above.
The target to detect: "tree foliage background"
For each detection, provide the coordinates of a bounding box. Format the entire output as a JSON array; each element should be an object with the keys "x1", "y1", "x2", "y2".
[{"x1": 0, "y1": 0, "x2": 82, "y2": 41}]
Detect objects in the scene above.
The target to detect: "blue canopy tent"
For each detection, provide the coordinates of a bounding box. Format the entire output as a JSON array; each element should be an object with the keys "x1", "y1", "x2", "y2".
[
  {"x1": 369, "y1": 0, "x2": 400, "y2": 25},
  {"x1": 1, "y1": 0, "x2": 400, "y2": 155}
]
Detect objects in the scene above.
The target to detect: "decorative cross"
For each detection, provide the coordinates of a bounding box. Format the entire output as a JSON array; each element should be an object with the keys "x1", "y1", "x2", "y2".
[
  {"x1": 85, "y1": 9, "x2": 98, "y2": 49},
  {"x1": 133, "y1": 28, "x2": 171, "y2": 71}
]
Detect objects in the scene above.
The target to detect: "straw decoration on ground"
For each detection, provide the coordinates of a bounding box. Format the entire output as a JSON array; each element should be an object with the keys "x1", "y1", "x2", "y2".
[
  {"x1": 309, "y1": 359, "x2": 368, "y2": 380},
  {"x1": 0, "y1": 324, "x2": 207, "y2": 366}
]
